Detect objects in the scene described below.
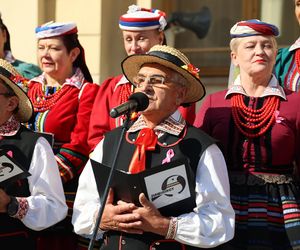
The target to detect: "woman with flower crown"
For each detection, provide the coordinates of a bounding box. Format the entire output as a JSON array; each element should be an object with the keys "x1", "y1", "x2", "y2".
[
  {"x1": 194, "y1": 19, "x2": 300, "y2": 249},
  {"x1": 19, "y1": 21, "x2": 99, "y2": 250}
]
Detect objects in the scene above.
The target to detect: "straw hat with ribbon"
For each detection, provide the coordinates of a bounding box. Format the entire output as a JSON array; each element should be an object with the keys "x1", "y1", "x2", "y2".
[
  {"x1": 0, "y1": 59, "x2": 33, "y2": 122},
  {"x1": 121, "y1": 45, "x2": 205, "y2": 105}
]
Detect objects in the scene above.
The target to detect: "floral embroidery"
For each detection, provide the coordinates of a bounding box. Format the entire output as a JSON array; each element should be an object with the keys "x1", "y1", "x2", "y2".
[
  {"x1": 0, "y1": 116, "x2": 20, "y2": 136},
  {"x1": 181, "y1": 64, "x2": 200, "y2": 79}
]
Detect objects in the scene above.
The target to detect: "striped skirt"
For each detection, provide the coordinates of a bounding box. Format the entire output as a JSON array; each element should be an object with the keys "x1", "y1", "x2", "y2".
[{"x1": 219, "y1": 172, "x2": 300, "y2": 250}]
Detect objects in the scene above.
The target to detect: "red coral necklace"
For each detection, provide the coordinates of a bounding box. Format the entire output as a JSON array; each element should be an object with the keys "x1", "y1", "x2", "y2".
[
  {"x1": 231, "y1": 94, "x2": 279, "y2": 138},
  {"x1": 29, "y1": 84, "x2": 68, "y2": 112}
]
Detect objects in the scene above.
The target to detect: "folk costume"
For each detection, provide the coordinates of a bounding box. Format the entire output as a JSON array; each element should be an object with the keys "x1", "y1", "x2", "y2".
[
  {"x1": 195, "y1": 20, "x2": 300, "y2": 249},
  {"x1": 88, "y1": 5, "x2": 196, "y2": 151},
  {"x1": 275, "y1": 37, "x2": 300, "y2": 92},
  {"x1": 0, "y1": 59, "x2": 67, "y2": 249},
  {"x1": 22, "y1": 22, "x2": 99, "y2": 250},
  {"x1": 73, "y1": 45, "x2": 234, "y2": 249}
]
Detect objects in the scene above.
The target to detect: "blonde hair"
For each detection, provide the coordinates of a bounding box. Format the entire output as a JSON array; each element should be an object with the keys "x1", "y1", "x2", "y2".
[{"x1": 229, "y1": 36, "x2": 278, "y2": 52}]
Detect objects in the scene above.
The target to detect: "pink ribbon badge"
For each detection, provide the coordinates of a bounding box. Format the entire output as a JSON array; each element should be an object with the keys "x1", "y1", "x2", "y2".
[
  {"x1": 7, "y1": 150, "x2": 13, "y2": 157},
  {"x1": 162, "y1": 149, "x2": 175, "y2": 164},
  {"x1": 274, "y1": 110, "x2": 284, "y2": 124}
]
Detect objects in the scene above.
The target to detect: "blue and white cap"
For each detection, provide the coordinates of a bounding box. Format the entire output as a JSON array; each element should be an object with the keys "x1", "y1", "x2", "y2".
[
  {"x1": 35, "y1": 21, "x2": 78, "y2": 39},
  {"x1": 230, "y1": 19, "x2": 279, "y2": 38},
  {"x1": 119, "y1": 5, "x2": 167, "y2": 31}
]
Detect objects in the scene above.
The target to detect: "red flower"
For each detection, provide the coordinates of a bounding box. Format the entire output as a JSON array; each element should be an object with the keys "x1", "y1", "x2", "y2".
[{"x1": 182, "y1": 64, "x2": 200, "y2": 79}]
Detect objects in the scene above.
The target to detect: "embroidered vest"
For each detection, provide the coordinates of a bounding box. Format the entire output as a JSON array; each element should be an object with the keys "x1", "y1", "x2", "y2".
[
  {"x1": 0, "y1": 125, "x2": 41, "y2": 246},
  {"x1": 101, "y1": 125, "x2": 214, "y2": 250}
]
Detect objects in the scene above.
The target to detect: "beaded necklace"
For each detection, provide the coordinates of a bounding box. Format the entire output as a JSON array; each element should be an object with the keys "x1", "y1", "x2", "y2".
[
  {"x1": 29, "y1": 83, "x2": 68, "y2": 112},
  {"x1": 231, "y1": 94, "x2": 279, "y2": 138}
]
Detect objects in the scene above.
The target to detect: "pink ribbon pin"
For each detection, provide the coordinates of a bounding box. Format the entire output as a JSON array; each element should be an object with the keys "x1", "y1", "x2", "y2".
[
  {"x1": 274, "y1": 110, "x2": 284, "y2": 124},
  {"x1": 162, "y1": 149, "x2": 175, "y2": 164}
]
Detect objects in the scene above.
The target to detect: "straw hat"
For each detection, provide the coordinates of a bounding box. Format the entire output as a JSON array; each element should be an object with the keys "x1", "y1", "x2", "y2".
[
  {"x1": 121, "y1": 45, "x2": 205, "y2": 104},
  {"x1": 0, "y1": 59, "x2": 33, "y2": 122}
]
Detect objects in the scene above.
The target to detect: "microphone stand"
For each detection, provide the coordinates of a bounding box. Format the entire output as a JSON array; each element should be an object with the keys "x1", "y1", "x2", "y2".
[{"x1": 88, "y1": 113, "x2": 131, "y2": 250}]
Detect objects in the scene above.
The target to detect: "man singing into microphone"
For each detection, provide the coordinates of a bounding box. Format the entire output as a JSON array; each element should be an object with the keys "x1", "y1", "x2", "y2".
[{"x1": 72, "y1": 45, "x2": 234, "y2": 249}]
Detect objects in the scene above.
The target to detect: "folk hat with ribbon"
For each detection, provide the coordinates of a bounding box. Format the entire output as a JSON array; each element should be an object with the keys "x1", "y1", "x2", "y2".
[
  {"x1": 35, "y1": 21, "x2": 78, "y2": 38},
  {"x1": 230, "y1": 19, "x2": 279, "y2": 38},
  {"x1": 0, "y1": 59, "x2": 33, "y2": 122},
  {"x1": 121, "y1": 45, "x2": 205, "y2": 105},
  {"x1": 119, "y1": 4, "x2": 167, "y2": 31}
]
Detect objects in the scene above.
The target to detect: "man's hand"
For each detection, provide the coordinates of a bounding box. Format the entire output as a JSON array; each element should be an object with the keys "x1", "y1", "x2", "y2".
[
  {"x1": 131, "y1": 193, "x2": 170, "y2": 237},
  {"x1": 100, "y1": 189, "x2": 143, "y2": 234}
]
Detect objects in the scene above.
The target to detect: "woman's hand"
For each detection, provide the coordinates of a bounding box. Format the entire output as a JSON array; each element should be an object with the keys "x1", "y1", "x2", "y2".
[{"x1": 100, "y1": 189, "x2": 143, "y2": 234}]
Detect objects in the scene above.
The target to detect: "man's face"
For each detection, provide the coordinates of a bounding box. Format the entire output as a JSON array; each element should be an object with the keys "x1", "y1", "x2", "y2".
[
  {"x1": 122, "y1": 30, "x2": 163, "y2": 55},
  {"x1": 0, "y1": 81, "x2": 18, "y2": 125},
  {"x1": 134, "y1": 63, "x2": 187, "y2": 121}
]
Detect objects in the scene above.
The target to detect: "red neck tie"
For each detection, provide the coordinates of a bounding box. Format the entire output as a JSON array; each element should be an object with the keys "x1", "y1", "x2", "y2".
[{"x1": 128, "y1": 128, "x2": 157, "y2": 174}]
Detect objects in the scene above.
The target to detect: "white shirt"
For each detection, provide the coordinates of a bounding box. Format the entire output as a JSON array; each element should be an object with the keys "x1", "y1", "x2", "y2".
[
  {"x1": 22, "y1": 137, "x2": 68, "y2": 230},
  {"x1": 72, "y1": 139, "x2": 235, "y2": 248}
]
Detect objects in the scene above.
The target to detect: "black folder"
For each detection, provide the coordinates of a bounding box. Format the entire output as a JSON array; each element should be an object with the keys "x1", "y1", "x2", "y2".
[{"x1": 91, "y1": 158, "x2": 196, "y2": 216}]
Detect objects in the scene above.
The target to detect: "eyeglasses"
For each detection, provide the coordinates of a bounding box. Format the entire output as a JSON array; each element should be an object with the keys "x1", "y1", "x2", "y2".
[{"x1": 133, "y1": 75, "x2": 169, "y2": 88}]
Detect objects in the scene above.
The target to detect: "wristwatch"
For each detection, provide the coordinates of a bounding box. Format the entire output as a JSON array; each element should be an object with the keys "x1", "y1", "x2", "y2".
[{"x1": 7, "y1": 196, "x2": 19, "y2": 217}]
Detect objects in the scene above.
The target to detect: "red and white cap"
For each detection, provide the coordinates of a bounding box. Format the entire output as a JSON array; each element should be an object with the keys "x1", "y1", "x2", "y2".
[
  {"x1": 119, "y1": 5, "x2": 167, "y2": 31},
  {"x1": 35, "y1": 21, "x2": 78, "y2": 38}
]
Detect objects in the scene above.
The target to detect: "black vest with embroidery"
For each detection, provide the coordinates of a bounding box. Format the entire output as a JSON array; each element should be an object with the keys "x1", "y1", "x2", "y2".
[
  {"x1": 101, "y1": 125, "x2": 215, "y2": 250},
  {"x1": 0, "y1": 125, "x2": 41, "y2": 243}
]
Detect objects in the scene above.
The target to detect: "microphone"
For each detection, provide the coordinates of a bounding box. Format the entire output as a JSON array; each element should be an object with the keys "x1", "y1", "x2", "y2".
[{"x1": 110, "y1": 92, "x2": 149, "y2": 118}]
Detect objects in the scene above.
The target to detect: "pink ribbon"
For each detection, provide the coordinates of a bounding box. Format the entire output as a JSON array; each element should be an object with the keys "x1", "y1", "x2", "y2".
[
  {"x1": 274, "y1": 110, "x2": 284, "y2": 124},
  {"x1": 162, "y1": 149, "x2": 175, "y2": 164}
]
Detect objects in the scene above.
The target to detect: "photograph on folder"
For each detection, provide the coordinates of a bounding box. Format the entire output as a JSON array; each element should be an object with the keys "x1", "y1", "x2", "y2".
[
  {"x1": 0, "y1": 150, "x2": 30, "y2": 188},
  {"x1": 91, "y1": 158, "x2": 196, "y2": 216}
]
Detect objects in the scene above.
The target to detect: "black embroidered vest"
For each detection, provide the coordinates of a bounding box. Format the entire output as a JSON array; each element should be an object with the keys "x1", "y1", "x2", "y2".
[
  {"x1": 100, "y1": 125, "x2": 215, "y2": 250},
  {"x1": 0, "y1": 125, "x2": 41, "y2": 246}
]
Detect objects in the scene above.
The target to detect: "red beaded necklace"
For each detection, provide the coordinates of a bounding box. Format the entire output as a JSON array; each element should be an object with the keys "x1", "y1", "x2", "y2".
[
  {"x1": 29, "y1": 83, "x2": 68, "y2": 112},
  {"x1": 231, "y1": 94, "x2": 279, "y2": 138}
]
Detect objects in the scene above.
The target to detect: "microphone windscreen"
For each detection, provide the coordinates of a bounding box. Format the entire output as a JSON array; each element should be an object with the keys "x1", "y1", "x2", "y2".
[{"x1": 128, "y1": 92, "x2": 149, "y2": 112}]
